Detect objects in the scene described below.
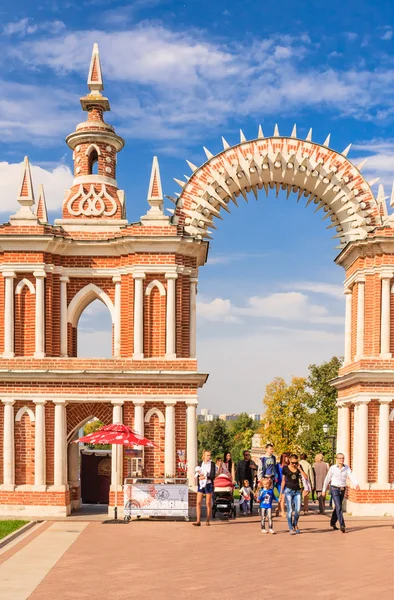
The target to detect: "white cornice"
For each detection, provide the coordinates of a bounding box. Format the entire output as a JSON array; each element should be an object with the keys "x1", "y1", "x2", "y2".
[
  {"x1": 332, "y1": 370, "x2": 394, "y2": 390},
  {"x1": 0, "y1": 369, "x2": 208, "y2": 386},
  {"x1": 0, "y1": 393, "x2": 199, "y2": 403},
  {"x1": 345, "y1": 265, "x2": 394, "y2": 289},
  {"x1": 336, "y1": 236, "x2": 394, "y2": 270}
]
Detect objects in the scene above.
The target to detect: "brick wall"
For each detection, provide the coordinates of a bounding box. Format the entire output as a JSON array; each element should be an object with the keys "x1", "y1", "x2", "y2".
[
  {"x1": 15, "y1": 279, "x2": 35, "y2": 356},
  {"x1": 66, "y1": 403, "x2": 113, "y2": 437},
  {"x1": 144, "y1": 278, "x2": 166, "y2": 357},
  {"x1": 144, "y1": 407, "x2": 165, "y2": 479}
]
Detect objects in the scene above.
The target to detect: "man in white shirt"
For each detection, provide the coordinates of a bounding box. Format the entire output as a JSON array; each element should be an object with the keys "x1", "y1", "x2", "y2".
[{"x1": 322, "y1": 453, "x2": 359, "y2": 533}]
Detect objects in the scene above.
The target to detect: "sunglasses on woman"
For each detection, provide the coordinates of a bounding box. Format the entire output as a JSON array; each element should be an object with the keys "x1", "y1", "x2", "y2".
[{"x1": 291, "y1": 461, "x2": 298, "y2": 465}]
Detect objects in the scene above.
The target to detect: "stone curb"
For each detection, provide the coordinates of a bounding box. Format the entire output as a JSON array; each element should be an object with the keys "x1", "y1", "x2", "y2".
[{"x1": 0, "y1": 521, "x2": 39, "y2": 549}]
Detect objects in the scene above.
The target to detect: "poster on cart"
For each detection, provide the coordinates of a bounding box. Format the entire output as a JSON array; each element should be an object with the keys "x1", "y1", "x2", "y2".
[{"x1": 124, "y1": 482, "x2": 188, "y2": 517}]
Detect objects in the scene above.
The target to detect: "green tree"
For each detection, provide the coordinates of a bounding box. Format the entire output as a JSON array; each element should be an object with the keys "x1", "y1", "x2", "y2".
[
  {"x1": 260, "y1": 376, "x2": 309, "y2": 454},
  {"x1": 298, "y1": 356, "x2": 342, "y2": 461},
  {"x1": 197, "y1": 418, "x2": 231, "y2": 461},
  {"x1": 227, "y1": 412, "x2": 259, "y2": 462}
]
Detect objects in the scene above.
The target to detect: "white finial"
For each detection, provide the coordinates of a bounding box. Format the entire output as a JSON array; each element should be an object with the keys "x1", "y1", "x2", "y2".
[
  {"x1": 10, "y1": 156, "x2": 37, "y2": 224},
  {"x1": 323, "y1": 134, "x2": 331, "y2": 147},
  {"x1": 305, "y1": 128, "x2": 312, "y2": 141},
  {"x1": 240, "y1": 130, "x2": 247, "y2": 143},
  {"x1": 36, "y1": 184, "x2": 48, "y2": 223},
  {"x1": 87, "y1": 43, "x2": 104, "y2": 94},
  {"x1": 258, "y1": 124, "x2": 264, "y2": 139},
  {"x1": 141, "y1": 156, "x2": 169, "y2": 226},
  {"x1": 274, "y1": 124, "x2": 280, "y2": 137},
  {"x1": 222, "y1": 137, "x2": 230, "y2": 150}
]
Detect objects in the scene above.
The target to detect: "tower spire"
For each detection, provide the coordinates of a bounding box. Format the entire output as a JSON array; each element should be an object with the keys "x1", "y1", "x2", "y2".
[
  {"x1": 87, "y1": 42, "x2": 104, "y2": 95},
  {"x1": 10, "y1": 156, "x2": 38, "y2": 224},
  {"x1": 141, "y1": 156, "x2": 169, "y2": 225},
  {"x1": 36, "y1": 184, "x2": 48, "y2": 223}
]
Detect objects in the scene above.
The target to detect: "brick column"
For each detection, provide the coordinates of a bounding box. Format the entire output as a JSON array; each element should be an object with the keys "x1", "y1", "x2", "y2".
[
  {"x1": 133, "y1": 273, "x2": 145, "y2": 359},
  {"x1": 189, "y1": 277, "x2": 198, "y2": 358},
  {"x1": 113, "y1": 275, "x2": 121, "y2": 357},
  {"x1": 380, "y1": 273, "x2": 392, "y2": 358},
  {"x1": 164, "y1": 400, "x2": 176, "y2": 478},
  {"x1": 344, "y1": 287, "x2": 352, "y2": 365},
  {"x1": 378, "y1": 399, "x2": 391, "y2": 485},
  {"x1": 355, "y1": 277, "x2": 365, "y2": 360},
  {"x1": 34, "y1": 270, "x2": 46, "y2": 358},
  {"x1": 337, "y1": 402, "x2": 350, "y2": 463},
  {"x1": 33, "y1": 399, "x2": 46, "y2": 489},
  {"x1": 165, "y1": 273, "x2": 178, "y2": 359},
  {"x1": 60, "y1": 276, "x2": 69, "y2": 357},
  {"x1": 3, "y1": 271, "x2": 16, "y2": 358},
  {"x1": 2, "y1": 399, "x2": 15, "y2": 489},
  {"x1": 186, "y1": 400, "x2": 198, "y2": 486},
  {"x1": 54, "y1": 400, "x2": 67, "y2": 488}
]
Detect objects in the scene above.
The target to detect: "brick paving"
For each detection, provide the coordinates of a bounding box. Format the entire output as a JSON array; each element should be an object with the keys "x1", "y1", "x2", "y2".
[{"x1": 29, "y1": 513, "x2": 394, "y2": 600}]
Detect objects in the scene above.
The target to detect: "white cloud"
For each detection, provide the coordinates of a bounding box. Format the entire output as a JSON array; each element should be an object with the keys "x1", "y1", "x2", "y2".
[
  {"x1": 381, "y1": 30, "x2": 393, "y2": 41},
  {"x1": 3, "y1": 24, "x2": 394, "y2": 145},
  {"x1": 352, "y1": 139, "x2": 394, "y2": 190},
  {"x1": 285, "y1": 281, "x2": 344, "y2": 299},
  {"x1": 0, "y1": 160, "x2": 72, "y2": 213},
  {"x1": 3, "y1": 18, "x2": 65, "y2": 37},
  {"x1": 198, "y1": 291, "x2": 343, "y2": 325}
]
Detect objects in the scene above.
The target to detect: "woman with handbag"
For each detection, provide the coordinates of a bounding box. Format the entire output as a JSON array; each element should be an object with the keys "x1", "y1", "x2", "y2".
[
  {"x1": 299, "y1": 453, "x2": 315, "y2": 515},
  {"x1": 280, "y1": 453, "x2": 308, "y2": 534}
]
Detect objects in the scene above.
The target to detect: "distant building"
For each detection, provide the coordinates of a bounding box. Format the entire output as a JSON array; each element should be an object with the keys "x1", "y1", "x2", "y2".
[{"x1": 249, "y1": 413, "x2": 262, "y2": 421}]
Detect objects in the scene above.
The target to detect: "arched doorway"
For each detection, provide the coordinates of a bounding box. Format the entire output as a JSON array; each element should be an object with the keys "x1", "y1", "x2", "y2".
[{"x1": 67, "y1": 403, "x2": 113, "y2": 513}]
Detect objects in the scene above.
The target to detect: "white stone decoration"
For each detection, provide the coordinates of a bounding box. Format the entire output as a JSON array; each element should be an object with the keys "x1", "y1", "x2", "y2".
[
  {"x1": 170, "y1": 127, "x2": 386, "y2": 248},
  {"x1": 67, "y1": 183, "x2": 117, "y2": 217}
]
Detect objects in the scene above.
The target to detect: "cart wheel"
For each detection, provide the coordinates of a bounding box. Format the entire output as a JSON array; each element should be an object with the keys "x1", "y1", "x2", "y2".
[
  {"x1": 137, "y1": 515, "x2": 141, "y2": 519},
  {"x1": 185, "y1": 516, "x2": 190, "y2": 522},
  {"x1": 124, "y1": 515, "x2": 131, "y2": 523}
]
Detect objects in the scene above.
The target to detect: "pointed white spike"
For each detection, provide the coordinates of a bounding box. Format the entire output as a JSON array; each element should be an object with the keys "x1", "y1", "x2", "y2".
[
  {"x1": 166, "y1": 208, "x2": 175, "y2": 215},
  {"x1": 391, "y1": 183, "x2": 394, "y2": 208},
  {"x1": 240, "y1": 188, "x2": 248, "y2": 202},
  {"x1": 258, "y1": 124, "x2": 264, "y2": 139},
  {"x1": 286, "y1": 185, "x2": 292, "y2": 199},
  {"x1": 186, "y1": 160, "x2": 199, "y2": 173},
  {"x1": 203, "y1": 147, "x2": 214, "y2": 160},
  {"x1": 222, "y1": 137, "x2": 230, "y2": 150},
  {"x1": 368, "y1": 177, "x2": 380, "y2": 187},
  {"x1": 87, "y1": 42, "x2": 104, "y2": 94},
  {"x1": 342, "y1": 144, "x2": 352, "y2": 157},
  {"x1": 36, "y1": 184, "x2": 48, "y2": 223},
  {"x1": 251, "y1": 185, "x2": 259, "y2": 200},
  {"x1": 323, "y1": 133, "x2": 331, "y2": 147},
  {"x1": 240, "y1": 130, "x2": 247, "y2": 143},
  {"x1": 356, "y1": 158, "x2": 368, "y2": 171},
  {"x1": 275, "y1": 182, "x2": 281, "y2": 198},
  {"x1": 165, "y1": 195, "x2": 177, "y2": 204},
  {"x1": 305, "y1": 128, "x2": 312, "y2": 141},
  {"x1": 174, "y1": 178, "x2": 185, "y2": 189},
  {"x1": 263, "y1": 182, "x2": 269, "y2": 196},
  {"x1": 274, "y1": 124, "x2": 280, "y2": 137},
  {"x1": 297, "y1": 188, "x2": 304, "y2": 201},
  {"x1": 291, "y1": 124, "x2": 297, "y2": 138}
]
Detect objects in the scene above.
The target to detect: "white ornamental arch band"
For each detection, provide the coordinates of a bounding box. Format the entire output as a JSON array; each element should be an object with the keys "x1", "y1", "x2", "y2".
[
  {"x1": 67, "y1": 283, "x2": 115, "y2": 327},
  {"x1": 67, "y1": 183, "x2": 118, "y2": 217},
  {"x1": 145, "y1": 280, "x2": 166, "y2": 297},
  {"x1": 15, "y1": 278, "x2": 36, "y2": 295},
  {"x1": 169, "y1": 127, "x2": 391, "y2": 249}
]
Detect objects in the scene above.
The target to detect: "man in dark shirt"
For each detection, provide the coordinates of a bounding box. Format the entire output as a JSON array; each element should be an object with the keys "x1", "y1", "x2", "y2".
[{"x1": 236, "y1": 450, "x2": 257, "y2": 513}]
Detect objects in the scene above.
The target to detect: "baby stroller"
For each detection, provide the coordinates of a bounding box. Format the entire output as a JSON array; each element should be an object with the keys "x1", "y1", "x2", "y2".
[{"x1": 212, "y1": 473, "x2": 236, "y2": 519}]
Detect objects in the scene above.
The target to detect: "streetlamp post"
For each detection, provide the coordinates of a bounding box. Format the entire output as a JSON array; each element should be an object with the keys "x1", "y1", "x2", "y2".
[{"x1": 323, "y1": 423, "x2": 336, "y2": 465}]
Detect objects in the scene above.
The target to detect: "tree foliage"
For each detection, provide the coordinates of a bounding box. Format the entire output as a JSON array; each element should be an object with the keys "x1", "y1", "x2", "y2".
[
  {"x1": 83, "y1": 419, "x2": 110, "y2": 449},
  {"x1": 227, "y1": 412, "x2": 259, "y2": 462},
  {"x1": 260, "y1": 376, "x2": 310, "y2": 454},
  {"x1": 197, "y1": 418, "x2": 230, "y2": 461}
]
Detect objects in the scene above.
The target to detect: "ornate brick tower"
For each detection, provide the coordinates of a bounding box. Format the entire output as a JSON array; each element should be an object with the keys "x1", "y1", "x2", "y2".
[{"x1": 0, "y1": 45, "x2": 207, "y2": 517}]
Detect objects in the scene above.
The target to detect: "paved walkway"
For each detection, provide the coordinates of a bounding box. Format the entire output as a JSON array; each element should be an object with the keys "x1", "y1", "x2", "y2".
[{"x1": 0, "y1": 512, "x2": 393, "y2": 600}]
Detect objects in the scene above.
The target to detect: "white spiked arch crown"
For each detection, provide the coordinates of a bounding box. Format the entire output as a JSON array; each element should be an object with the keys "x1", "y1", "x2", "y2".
[{"x1": 170, "y1": 126, "x2": 385, "y2": 248}]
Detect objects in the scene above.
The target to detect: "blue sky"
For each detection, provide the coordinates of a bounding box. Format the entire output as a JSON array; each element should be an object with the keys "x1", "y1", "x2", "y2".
[{"x1": 1, "y1": 0, "x2": 394, "y2": 413}]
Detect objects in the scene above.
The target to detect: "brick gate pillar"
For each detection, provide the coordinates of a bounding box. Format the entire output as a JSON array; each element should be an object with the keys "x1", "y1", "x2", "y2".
[
  {"x1": 133, "y1": 273, "x2": 145, "y2": 359},
  {"x1": 60, "y1": 276, "x2": 69, "y2": 357},
  {"x1": 352, "y1": 399, "x2": 369, "y2": 484},
  {"x1": 111, "y1": 401, "x2": 123, "y2": 487},
  {"x1": 34, "y1": 270, "x2": 46, "y2": 358},
  {"x1": 165, "y1": 273, "x2": 178, "y2": 359}
]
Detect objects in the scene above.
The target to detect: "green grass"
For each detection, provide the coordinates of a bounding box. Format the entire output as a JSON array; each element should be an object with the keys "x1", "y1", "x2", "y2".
[{"x1": 0, "y1": 520, "x2": 28, "y2": 540}]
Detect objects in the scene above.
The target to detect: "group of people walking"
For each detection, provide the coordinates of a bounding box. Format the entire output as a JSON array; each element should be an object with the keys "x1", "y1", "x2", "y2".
[{"x1": 194, "y1": 444, "x2": 359, "y2": 534}]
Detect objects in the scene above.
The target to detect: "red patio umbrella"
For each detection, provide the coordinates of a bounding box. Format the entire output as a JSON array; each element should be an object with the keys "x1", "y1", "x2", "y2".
[{"x1": 75, "y1": 423, "x2": 156, "y2": 522}]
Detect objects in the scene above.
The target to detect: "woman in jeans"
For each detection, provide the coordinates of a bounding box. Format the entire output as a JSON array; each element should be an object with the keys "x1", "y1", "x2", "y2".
[{"x1": 280, "y1": 453, "x2": 308, "y2": 535}]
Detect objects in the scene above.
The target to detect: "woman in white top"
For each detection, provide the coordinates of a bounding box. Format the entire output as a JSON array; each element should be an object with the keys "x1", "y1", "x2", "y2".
[{"x1": 194, "y1": 449, "x2": 216, "y2": 527}]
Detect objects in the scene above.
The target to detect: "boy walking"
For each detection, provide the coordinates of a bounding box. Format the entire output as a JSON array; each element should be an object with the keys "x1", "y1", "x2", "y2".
[{"x1": 256, "y1": 478, "x2": 276, "y2": 534}]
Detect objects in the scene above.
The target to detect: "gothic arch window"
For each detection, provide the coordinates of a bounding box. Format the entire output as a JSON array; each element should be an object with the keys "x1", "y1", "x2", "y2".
[
  {"x1": 15, "y1": 406, "x2": 35, "y2": 422},
  {"x1": 85, "y1": 144, "x2": 101, "y2": 175},
  {"x1": 145, "y1": 280, "x2": 166, "y2": 297},
  {"x1": 144, "y1": 407, "x2": 165, "y2": 423},
  {"x1": 15, "y1": 278, "x2": 35, "y2": 295},
  {"x1": 67, "y1": 283, "x2": 115, "y2": 327}
]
